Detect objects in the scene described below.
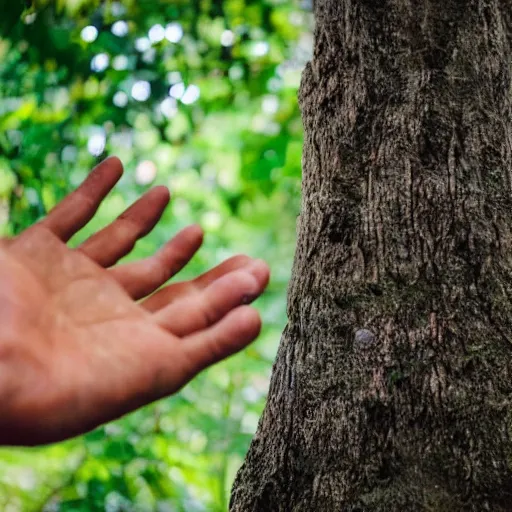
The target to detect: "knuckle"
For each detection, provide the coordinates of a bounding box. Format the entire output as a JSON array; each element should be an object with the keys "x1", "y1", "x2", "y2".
[{"x1": 200, "y1": 297, "x2": 219, "y2": 327}]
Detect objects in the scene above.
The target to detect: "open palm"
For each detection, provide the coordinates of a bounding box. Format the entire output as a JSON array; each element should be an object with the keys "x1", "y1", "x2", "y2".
[{"x1": 0, "y1": 157, "x2": 269, "y2": 446}]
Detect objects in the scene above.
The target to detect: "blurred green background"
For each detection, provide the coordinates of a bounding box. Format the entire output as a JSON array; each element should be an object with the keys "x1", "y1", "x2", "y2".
[{"x1": 0, "y1": 0, "x2": 311, "y2": 510}]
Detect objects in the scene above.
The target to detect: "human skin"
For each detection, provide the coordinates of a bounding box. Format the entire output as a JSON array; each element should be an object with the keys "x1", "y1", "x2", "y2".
[{"x1": 0, "y1": 156, "x2": 270, "y2": 446}]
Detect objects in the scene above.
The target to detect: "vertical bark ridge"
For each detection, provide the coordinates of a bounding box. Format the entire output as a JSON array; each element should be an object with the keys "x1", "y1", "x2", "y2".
[{"x1": 231, "y1": 0, "x2": 512, "y2": 510}]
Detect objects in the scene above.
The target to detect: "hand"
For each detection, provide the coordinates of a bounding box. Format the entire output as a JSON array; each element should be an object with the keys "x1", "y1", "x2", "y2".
[{"x1": 0, "y1": 157, "x2": 270, "y2": 446}]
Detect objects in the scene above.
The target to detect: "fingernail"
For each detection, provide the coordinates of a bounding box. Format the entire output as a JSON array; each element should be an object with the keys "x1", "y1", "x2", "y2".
[
  {"x1": 241, "y1": 294, "x2": 258, "y2": 305},
  {"x1": 247, "y1": 259, "x2": 268, "y2": 273}
]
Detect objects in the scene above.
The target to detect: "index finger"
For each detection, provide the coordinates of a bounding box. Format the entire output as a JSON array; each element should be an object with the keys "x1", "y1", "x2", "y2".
[{"x1": 39, "y1": 157, "x2": 123, "y2": 241}]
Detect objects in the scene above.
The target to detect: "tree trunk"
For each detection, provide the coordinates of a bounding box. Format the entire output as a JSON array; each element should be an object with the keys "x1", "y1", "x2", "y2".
[{"x1": 230, "y1": 0, "x2": 512, "y2": 510}]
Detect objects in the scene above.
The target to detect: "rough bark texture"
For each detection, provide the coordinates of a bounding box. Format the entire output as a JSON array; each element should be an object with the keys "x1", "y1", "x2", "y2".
[{"x1": 231, "y1": 0, "x2": 512, "y2": 510}]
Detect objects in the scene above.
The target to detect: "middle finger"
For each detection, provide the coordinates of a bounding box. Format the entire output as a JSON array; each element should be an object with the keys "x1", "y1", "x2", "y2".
[
  {"x1": 78, "y1": 186, "x2": 170, "y2": 267},
  {"x1": 141, "y1": 254, "x2": 255, "y2": 311}
]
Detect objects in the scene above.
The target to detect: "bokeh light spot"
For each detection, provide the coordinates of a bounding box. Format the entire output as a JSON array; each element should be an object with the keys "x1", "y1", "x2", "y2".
[
  {"x1": 131, "y1": 80, "x2": 151, "y2": 102},
  {"x1": 113, "y1": 91, "x2": 128, "y2": 107},
  {"x1": 87, "y1": 132, "x2": 106, "y2": 156},
  {"x1": 165, "y1": 22, "x2": 183, "y2": 43},
  {"x1": 220, "y1": 30, "x2": 235, "y2": 47},
  {"x1": 111, "y1": 20, "x2": 129, "y2": 37},
  {"x1": 91, "y1": 53, "x2": 109, "y2": 72},
  {"x1": 135, "y1": 160, "x2": 158, "y2": 185},
  {"x1": 169, "y1": 82, "x2": 185, "y2": 99},
  {"x1": 181, "y1": 85, "x2": 200, "y2": 105},
  {"x1": 148, "y1": 24, "x2": 165, "y2": 43},
  {"x1": 81, "y1": 25, "x2": 98, "y2": 43}
]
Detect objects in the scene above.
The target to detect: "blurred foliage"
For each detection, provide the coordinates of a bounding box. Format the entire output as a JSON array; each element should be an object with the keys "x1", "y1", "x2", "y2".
[{"x1": 0, "y1": 0, "x2": 311, "y2": 510}]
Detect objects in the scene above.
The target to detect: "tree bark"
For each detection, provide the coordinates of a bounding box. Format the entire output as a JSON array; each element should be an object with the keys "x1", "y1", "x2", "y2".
[{"x1": 230, "y1": 0, "x2": 512, "y2": 510}]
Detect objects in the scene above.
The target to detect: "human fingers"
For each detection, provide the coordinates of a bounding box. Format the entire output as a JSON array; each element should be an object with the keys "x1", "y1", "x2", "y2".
[
  {"x1": 78, "y1": 186, "x2": 170, "y2": 267},
  {"x1": 110, "y1": 224, "x2": 203, "y2": 299},
  {"x1": 71, "y1": 306, "x2": 260, "y2": 434},
  {"x1": 179, "y1": 305, "x2": 261, "y2": 378},
  {"x1": 142, "y1": 254, "x2": 254, "y2": 312},
  {"x1": 154, "y1": 260, "x2": 269, "y2": 336},
  {"x1": 39, "y1": 156, "x2": 123, "y2": 241}
]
